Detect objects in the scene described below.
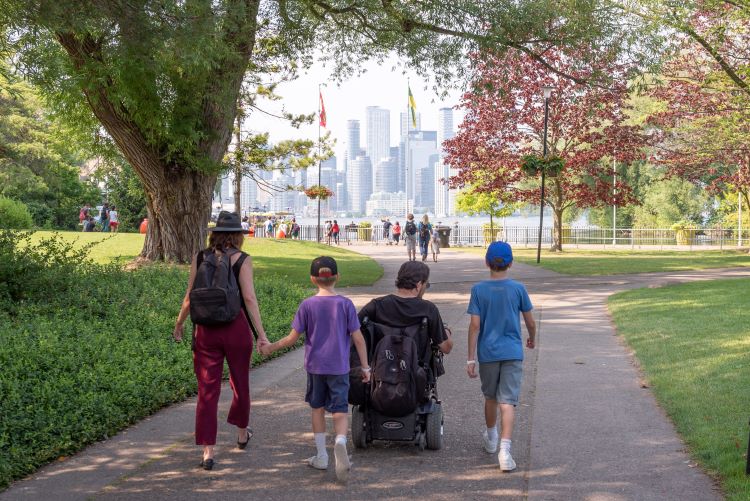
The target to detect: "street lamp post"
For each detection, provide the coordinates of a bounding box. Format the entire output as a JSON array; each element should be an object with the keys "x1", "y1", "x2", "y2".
[{"x1": 536, "y1": 86, "x2": 554, "y2": 264}]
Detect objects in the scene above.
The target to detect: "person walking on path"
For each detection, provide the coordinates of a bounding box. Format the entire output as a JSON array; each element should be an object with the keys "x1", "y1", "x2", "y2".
[
  {"x1": 392, "y1": 221, "x2": 401, "y2": 245},
  {"x1": 108, "y1": 206, "x2": 119, "y2": 233},
  {"x1": 403, "y1": 214, "x2": 418, "y2": 261},
  {"x1": 331, "y1": 220, "x2": 340, "y2": 245},
  {"x1": 172, "y1": 211, "x2": 270, "y2": 471},
  {"x1": 417, "y1": 214, "x2": 432, "y2": 262},
  {"x1": 382, "y1": 218, "x2": 392, "y2": 245},
  {"x1": 260, "y1": 256, "x2": 370, "y2": 482},
  {"x1": 430, "y1": 225, "x2": 440, "y2": 262},
  {"x1": 467, "y1": 241, "x2": 536, "y2": 472}
]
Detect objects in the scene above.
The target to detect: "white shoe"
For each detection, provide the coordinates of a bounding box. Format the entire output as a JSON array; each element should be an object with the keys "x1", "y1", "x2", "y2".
[
  {"x1": 306, "y1": 455, "x2": 328, "y2": 470},
  {"x1": 498, "y1": 448, "x2": 516, "y2": 472},
  {"x1": 482, "y1": 430, "x2": 498, "y2": 453},
  {"x1": 334, "y1": 440, "x2": 351, "y2": 481}
]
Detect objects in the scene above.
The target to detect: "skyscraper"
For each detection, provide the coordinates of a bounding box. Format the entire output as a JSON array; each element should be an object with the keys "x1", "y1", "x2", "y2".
[
  {"x1": 365, "y1": 106, "x2": 390, "y2": 187},
  {"x1": 406, "y1": 130, "x2": 437, "y2": 213},
  {"x1": 373, "y1": 157, "x2": 399, "y2": 193},
  {"x1": 400, "y1": 111, "x2": 422, "y2": 140},
  {"x1": 347, "y1": 155, "x2": 372, "y2": 215},
  {"x1": 436, "y1": 107, "x2": 455, "y2": 217},
  {"x1": 345, "y1": 119, "x2": 361, "y2": 170}
]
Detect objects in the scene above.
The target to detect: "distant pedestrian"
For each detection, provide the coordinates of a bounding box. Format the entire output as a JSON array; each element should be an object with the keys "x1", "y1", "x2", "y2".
[
  {"x1": 467, "y1": 241, "x2": 536, "y2": 472},
  {"x1": 417, "y1": 214, "x2": 432, "y2": 262},
  {"x1": 108, "y1": 206, "x2": 119, "y2": 233},
  {"x1": 79, "y1": 203, "x2": 91, "y2": 230},
  {"x1": 260, "y1": 256, "x2": 370, "y2": 482},
  {"x1": 404, "y1": 214, "x2": 418, "y2": 261},
  {"x1": 172, "y1": 211, "x2": 270, "y2": 471},
  {"x1": 241, "y1": 216, "x2": 250, "y2": 232},
  {"x1": 265, "y1": 218, "x2": 274, "y2": 238},
  {"x1": 431, "y1": 225, "x2": 440, "y2": 262},
  {"x1": 392, "y1": 221, "x2": 401, "y2": 246},
  {"x1": 291, "y1": 219, "x2": 301, "y2": 240},
  {"x1": 382, "y1": 218, "x2": 392, "y2": 245},
  {"x1": 99, "y1": 203, "x2": 110, "y2": 232},
  {"x1": 325, "y1": 220, "x2": 333, "y2": 245},
  {"x1": 331, "y1": 220, "x2": 340, "y2": 245},
  {"x1": 83, "y1": 216, "x2": 96, "y2": 232}
]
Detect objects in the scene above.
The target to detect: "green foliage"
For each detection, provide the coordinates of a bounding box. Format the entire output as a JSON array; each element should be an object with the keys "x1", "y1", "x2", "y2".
[
  {"x1": 456, "y1": 187, "x2": 515, "y2": 219},
  {"x1": 609, "y1": 280, "x2": 750, "y2": 500},
  {"x1": 0, "y1": 231, "x2": 320, "y2": 489},
  {"x1": 632, "y1": 176, "x2": 713, "y2": 227},
  {"x1": 0, "y1": 63, "x2": 100, "y2": 229},
  {"x1": 0, "y1": 197, "x2": 32, "y2": 229},
  {"x1": 95, "y1": 160, "x2": 147, "y2": 232}
]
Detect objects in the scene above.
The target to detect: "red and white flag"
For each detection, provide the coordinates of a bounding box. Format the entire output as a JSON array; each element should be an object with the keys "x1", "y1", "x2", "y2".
[{"x1": 319, "y1": 91, "x2": 327, "y2": 128}]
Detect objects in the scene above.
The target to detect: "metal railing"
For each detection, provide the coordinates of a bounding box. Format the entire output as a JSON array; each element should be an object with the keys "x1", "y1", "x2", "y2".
[{"x1": 250, "y1": 223, "x2": 750, "y2": 249}]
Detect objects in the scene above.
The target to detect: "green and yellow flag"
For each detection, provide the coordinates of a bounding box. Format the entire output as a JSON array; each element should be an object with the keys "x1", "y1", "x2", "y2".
[{"x1": 408, "y1": 85, "x2": 417, "y2": 128}]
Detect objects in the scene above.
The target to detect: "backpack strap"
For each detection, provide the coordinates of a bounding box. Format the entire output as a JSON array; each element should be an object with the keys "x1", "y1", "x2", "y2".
[{"x1": 231, "y1": 251, "x2": 258, "y2": 341}]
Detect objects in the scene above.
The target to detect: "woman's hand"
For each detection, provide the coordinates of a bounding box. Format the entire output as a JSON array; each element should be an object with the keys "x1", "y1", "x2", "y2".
[
  {"x1": 173, "y1": 322, "x2": 184, "y2": 343},
  {"x1": 256, "y1": 334, "x2": 271, "y2": 354}
]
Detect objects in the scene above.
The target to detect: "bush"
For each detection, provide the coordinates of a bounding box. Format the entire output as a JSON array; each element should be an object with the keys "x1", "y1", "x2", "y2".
[
  {"x1": 0, "y1": 231, "x2": 309, "y2": 488},
  {"x1": 0, "y1": 198, "x2": 33, "y2": 229}
]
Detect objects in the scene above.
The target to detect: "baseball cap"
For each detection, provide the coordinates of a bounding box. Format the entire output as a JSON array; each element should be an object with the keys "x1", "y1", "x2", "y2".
[
  {"x1": 486, "y1": 241, "x2": 513, "y2": 267},
  {"x1": 310, "y1": 256, "x2": 338, "y2": 277}
]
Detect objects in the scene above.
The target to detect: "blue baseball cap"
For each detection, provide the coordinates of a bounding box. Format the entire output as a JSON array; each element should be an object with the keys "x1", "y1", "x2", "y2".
[{"x1": 486, "y1": 241, "x2": 513, "y2": 267}]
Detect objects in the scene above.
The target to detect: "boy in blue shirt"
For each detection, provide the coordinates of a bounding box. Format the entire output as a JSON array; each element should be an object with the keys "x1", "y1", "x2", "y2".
[{"x1": 466, "y1": 241, "x2": 536, "y2": 472}]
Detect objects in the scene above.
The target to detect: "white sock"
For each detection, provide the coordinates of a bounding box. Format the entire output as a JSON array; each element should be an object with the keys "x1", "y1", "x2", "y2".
[
  {"x1": 335, "y1": 434, "x2": 347, "y2": 445},
  {"x1": 487, "y1": 427, "x2": 498, "y2": 441},
  {"x1": 500, "y1": 438, "x2": 512, "y2": 451},
  {"x1": 314, "y1": 433, "x2": 328, "y2": 458}
]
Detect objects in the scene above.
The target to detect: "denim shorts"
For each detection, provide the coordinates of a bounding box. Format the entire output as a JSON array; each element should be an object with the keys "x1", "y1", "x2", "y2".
[
  {"x1": 305, "y1": 373, "x2": 350, "y2": 413},
  {"x1": 479, "y1": 360, "x2": 523, "y2": 406}
]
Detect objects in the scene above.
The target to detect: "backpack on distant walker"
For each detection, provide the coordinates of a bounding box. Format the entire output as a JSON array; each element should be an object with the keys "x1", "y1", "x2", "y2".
[
  {"x1": 405, "y1": 221, "x2": 417, "y2": 236},
  {"x1": 190, "y1": 249, "x2": 242, "y2": 326},
  {"x1": 419, "y1": 223, "x2": 430, "y2": 240}
]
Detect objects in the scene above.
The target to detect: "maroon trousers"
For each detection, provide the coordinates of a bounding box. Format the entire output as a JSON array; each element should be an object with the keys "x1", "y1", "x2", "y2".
[{"x1": 193, "y1": 314, "x2": 253, "y2": 445}]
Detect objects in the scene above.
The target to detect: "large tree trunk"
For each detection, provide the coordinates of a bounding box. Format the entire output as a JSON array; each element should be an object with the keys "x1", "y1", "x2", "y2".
[{"x1": 552, "y1": 207, "x2": 564, "y2": 252}]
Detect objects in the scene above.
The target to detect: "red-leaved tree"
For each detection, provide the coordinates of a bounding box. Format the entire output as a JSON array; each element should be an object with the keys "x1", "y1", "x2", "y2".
[
  {"x1": 646, "y1": 21, "x2": 750, "y2": 229},
  {"x1": 444, "y1": 49, "x2": 650, "y2": 250}
]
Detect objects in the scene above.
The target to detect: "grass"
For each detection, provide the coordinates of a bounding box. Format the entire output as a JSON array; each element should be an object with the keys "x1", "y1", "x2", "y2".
[
  {"x1": 28, "y1": 232, "x2": 383, "y2": 288},
  {"x1": 608, "y1": 279, "x2": 750, "y2": 500},
  {"x1": 451, "y1": 247, "x2": 750, "y2": 275}
]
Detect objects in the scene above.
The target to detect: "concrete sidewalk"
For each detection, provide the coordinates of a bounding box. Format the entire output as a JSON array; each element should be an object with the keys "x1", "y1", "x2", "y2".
[{"x1": 3, "y1": 244, "x2": 743, "y2": 500}]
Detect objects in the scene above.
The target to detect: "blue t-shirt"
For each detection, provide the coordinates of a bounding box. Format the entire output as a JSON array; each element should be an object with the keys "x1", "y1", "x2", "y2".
[
  {"x1": 467, "y1": 279, "x2": 533, "y2": 362},
  {"x1": 292, "y1": 295, "x2": 361, "y2": 375}
]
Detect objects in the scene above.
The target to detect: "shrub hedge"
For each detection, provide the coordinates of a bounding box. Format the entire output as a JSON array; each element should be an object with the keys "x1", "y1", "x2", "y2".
[
  {"x1": 0, "y1": 198, "x2": 33, "y2": 229},
  {"x1": 0, "y1": 231, "x2": 309, "y2": 489}
]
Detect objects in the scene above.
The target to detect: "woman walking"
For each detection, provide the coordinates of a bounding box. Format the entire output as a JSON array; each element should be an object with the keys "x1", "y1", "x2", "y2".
[
  {"x1": 431, "y1": 225, "x2": 440, "y2": 262},
  {"x1": 173, "y1": 211, "x2": 270, "y2": 470},
  {"x1": 417, "y1": 214, "x2": 433, "y2": 262}
]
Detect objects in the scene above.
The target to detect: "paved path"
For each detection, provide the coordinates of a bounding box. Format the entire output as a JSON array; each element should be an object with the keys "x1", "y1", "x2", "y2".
[{"x1": 4, "y1": 245, "x2": 746, "y2": 500}]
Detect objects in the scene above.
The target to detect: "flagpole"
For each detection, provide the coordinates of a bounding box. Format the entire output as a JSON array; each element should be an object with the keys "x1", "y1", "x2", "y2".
[
  {"x1": 405, "y1": 79, "x2": 410, "y2": 218},
  {"x1": 317, "y1": 83, "x2": 322, "y2": 243}
]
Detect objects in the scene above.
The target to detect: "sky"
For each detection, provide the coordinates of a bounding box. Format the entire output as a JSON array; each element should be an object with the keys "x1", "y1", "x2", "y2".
[{"x1": 244, "y1": 55, "x2": 467, "y2": 167}]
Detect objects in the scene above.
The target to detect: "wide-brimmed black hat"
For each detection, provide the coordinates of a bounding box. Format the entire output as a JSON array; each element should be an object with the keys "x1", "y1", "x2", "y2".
[{"x1": 209, "y1": 211, "x2": 248, "y2": 233}]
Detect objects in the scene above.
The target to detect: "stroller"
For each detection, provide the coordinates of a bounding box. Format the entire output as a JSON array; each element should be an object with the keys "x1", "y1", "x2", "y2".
[{"x1": 349, "y1": 316, "x2": 445, "y2": 451}]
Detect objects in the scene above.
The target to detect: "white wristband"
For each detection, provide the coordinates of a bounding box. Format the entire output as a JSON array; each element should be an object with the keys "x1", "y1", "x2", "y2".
[
  {"x1": 466, "y1": 360, "x2": 477, "y2": 365},
  {"x1": 361, "y1": 367, "x2": 371, "y2": 373}
]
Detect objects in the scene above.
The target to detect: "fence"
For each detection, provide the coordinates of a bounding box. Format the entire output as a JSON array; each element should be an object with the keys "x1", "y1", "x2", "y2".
[{"x1": 251, "y1": 223, "x2": 750, "y2": 249}]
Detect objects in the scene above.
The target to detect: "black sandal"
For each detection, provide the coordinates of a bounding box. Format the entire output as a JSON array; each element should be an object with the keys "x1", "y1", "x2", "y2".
[
  {"x1": 199, "y1": 458, "x2": 215, "y2": 471},
  {"x1": 237, "y1": 428, "x2": 254, "y2": 450}
]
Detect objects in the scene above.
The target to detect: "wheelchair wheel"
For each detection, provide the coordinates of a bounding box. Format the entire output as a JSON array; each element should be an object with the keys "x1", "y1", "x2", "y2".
[
  {"x1": 351, "y1": 405, "x2": 368, "y2": 449},
  {"x1": 426, "y1": 403, "x2": 444, "y2": 450}
]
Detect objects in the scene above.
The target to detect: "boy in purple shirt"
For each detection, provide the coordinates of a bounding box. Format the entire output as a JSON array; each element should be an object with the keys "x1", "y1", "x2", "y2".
[{"x1": 261, "y1": 256, "x2": 370, "y2": 481}]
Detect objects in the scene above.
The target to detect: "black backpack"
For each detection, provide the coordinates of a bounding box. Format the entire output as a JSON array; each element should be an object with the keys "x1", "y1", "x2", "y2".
[
  {"x1": 405, "y1": 221, "x2": 417, "y2": 235},
  {"x1": 367, "y1": 320, "x2": 427, "y2": 417},
  {"x1": 419, "y1": 223, "x2": 430, "y2": 239},
  {"x1": 190, "y1": 249, "x2": 243, "y2": 326}
]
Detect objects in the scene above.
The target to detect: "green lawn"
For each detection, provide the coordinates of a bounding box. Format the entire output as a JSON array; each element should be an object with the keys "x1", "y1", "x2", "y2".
[
  {"x1": 452, "y1": 247, "x2": 750, "y2": 275},
  {"x1": 29, "y1": 231, "x2": 382, "y2": 288},
  {"x1": 609, "y1": 279, "x2": 750, "y2": 500}
]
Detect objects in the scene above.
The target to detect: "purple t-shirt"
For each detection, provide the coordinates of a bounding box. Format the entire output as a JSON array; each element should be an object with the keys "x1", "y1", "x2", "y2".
[{"x1": 292, "y1": 295, "x2": 361, "y2": 375}]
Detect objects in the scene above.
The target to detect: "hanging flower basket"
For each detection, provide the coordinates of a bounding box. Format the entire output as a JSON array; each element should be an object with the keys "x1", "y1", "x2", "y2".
[
  {"x1": 304, "y1": 184, "x2": 334, "y2": 200},
  {"x1": 520, "y1": 155, "x2": 565, "y2": 177}
]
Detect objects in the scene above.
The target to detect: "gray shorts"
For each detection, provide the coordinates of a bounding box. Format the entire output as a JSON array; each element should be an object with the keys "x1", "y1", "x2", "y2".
[
  {"x1": 479, "y1": 360, "x2": 523, "y2": 406},
  {"x1": 405, "y1": 235, "x2": 416, "y2": 251}
]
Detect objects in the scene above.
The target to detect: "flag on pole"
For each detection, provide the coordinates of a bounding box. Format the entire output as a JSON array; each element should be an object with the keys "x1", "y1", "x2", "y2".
[
  {"x1": 319, "y1": 91, "x2": 327, "y2": 128},
  {"x1": 408, "y1": 85, "x2": 417, "y2": 128}
]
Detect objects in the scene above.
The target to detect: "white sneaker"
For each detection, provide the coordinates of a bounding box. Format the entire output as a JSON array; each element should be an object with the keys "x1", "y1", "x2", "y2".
[
  {"x1": 306, "y1": 455, "x2": 328, "y2": 470},
  {"x1": 498, "y1": 448, "x2": 517, "y2": 472},
  {"x1": 482, "y1": 430, "x2": 498, "y2": 454},
  {"x1": 333, "y1": 440, "x2": 351, "y2": 481}
]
